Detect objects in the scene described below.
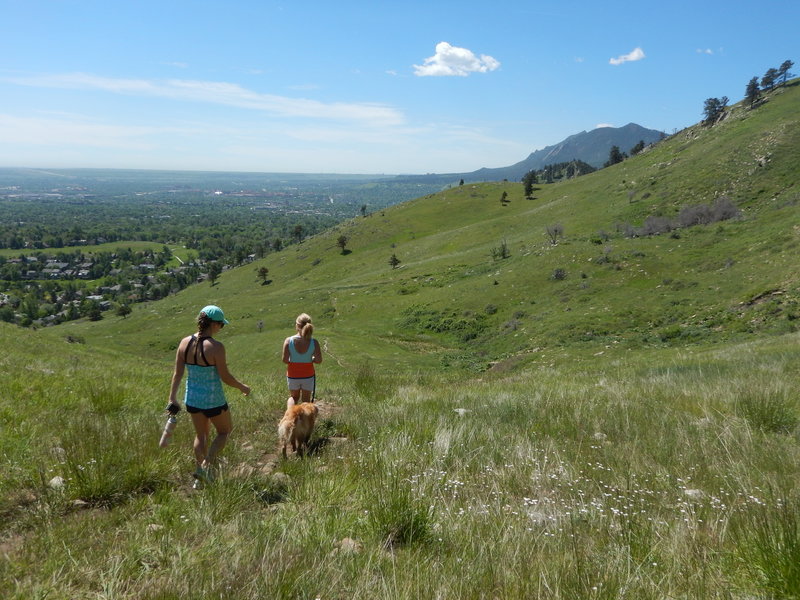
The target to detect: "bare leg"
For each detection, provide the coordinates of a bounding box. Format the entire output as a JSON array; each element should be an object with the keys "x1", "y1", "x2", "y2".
[
  {"x1": 190, "y1": 412, "x2": 211, "y2": 468},
  {"x1": 203, "y1": 409, "x2": 233, "y2": 469},
  {"x1": 299, "y1": 389, "x2": 313, "y2": 404}
]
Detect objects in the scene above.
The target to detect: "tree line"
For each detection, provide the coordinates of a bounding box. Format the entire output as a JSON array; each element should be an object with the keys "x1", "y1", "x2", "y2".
[
  {"x1": 704, "y1": 59, "x2": 794, "y2": 125},
  {"x1": 603, "y1": 139, "x2": 651, "y2": 168},
  {"x1": 521, "y1": 159, "x2": 597, "y2": 195}
]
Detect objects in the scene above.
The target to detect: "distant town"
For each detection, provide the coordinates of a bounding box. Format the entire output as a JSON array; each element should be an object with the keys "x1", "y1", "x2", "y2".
[{"x1": 0, "y1": 245, "x2": 232, "y2": 327}]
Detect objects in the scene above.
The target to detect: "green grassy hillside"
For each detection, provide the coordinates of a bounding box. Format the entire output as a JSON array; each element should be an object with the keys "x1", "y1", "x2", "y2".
[
  {"x1": 2, "y1": 81, "x2": 800, "y2": 599},
  {"x1": 55, "y1": 80, "x2": 800, "y2": 375}
]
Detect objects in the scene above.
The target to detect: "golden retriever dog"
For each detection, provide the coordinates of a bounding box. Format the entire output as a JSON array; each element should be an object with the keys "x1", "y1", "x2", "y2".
[{"x1": 278, "y1": 398, "x2": 318, "y2": 458}]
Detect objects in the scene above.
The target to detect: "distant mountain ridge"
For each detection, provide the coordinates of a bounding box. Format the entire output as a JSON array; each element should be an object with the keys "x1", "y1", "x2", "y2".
[{"x1": 397, "y1": 123, "x2": 665, "y2": 184}]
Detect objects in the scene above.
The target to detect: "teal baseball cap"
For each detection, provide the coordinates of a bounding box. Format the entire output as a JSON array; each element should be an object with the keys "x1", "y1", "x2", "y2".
[{"x1": 199, "y1": 305, "x2": 229, "y2": 324}]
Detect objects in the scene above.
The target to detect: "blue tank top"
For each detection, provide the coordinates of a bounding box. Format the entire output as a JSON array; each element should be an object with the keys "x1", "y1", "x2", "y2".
[
  {"x1": 183, "y1": 335, "x2": 226, "y2": 409},
  {"x1": 288, "y1": 336, "x2": 316, "y2": 362},
  {"x1": 185, "y1": 364, "x2": 226, "y2": 409}
]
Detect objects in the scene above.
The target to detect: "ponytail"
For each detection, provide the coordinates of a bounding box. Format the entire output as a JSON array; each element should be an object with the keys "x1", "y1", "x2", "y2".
[
  {"x1": 296, "y1": 313, "x2": 313, "y2": 340},
  {"x1": 197, "y1": 313, "x2": 214, "y2": 333}
]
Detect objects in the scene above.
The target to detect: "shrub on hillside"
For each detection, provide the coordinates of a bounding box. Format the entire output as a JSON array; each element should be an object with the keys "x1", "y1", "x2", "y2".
[
  {"x1": 677, "y1": 204, "x2": 715, "y2": 227},
  {"x1": 491, "y1": 239, "x2": 510, "y2": 260},
  {"x1": 546, "y1": 223, "x2": 564, "y2": 245},
  {"x1": 642, "y1": 215, "x2": 673, "y2": 236},
  {"x1": 678, "y1": 197, "x2": 740, "y2": 228},
  {"x1": 400, "y1": 304, "x2": 487, "y2": 342},
  {"x1": 712, "y1": 196, "x2": 740, "y2": 221},
  {"x1": 622, "y1": 197, "x2": 740, "y2": 238}
]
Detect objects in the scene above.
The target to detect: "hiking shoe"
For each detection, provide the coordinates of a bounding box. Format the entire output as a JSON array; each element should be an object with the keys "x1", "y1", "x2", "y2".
[
  {"x1": 193, "y1": 466, "x2": 215, "y2": 484},
  {"x1": 192, "y1": 467, "x2": 210, "y2": 490}
]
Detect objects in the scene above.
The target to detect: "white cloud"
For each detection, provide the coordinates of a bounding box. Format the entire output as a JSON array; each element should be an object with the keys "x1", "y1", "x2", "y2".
[
  {"x1": 595, "y1": 123, "x2": 614, "y2": 128},
  {"x1": 413, "y1": 42, "x2": 500, "y2": 77},
  {"x1": 696, "y1": 48, "x2": 713, "y2": 55},
  {"x1": 609, "y1": 47, "x2": 645, "y2": 66},
  {"x1": 4, "y1": 72, "x2": 405, "y2": 126}
]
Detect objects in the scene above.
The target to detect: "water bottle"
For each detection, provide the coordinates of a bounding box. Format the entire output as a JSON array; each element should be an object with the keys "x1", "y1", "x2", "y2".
[{"x1": 159, "y1": 416, "x2": 178, "y2": 448}]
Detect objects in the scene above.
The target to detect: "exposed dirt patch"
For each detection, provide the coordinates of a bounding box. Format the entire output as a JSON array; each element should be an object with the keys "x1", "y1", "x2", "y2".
[{"x1": 0, "y1": 533, "x2": 25, "y2": 561}]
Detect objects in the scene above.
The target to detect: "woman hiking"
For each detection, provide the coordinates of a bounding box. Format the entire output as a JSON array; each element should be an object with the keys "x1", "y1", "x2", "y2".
[
  {"x1": 167, "y1": 305, "x2": 250, "y2": 488},
  {"x1": 281, "y1": 312, "x2": 322, "y2": 408}
]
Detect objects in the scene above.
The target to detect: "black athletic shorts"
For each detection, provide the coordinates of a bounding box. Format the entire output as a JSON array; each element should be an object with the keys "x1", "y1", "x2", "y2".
[{"x1": 186, "y1": 403, "x2": 229, "y2": 418}]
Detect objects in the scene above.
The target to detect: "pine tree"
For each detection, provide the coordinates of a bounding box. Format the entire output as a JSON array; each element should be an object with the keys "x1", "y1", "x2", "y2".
[
  {"x1": 778, "y1": 60, "x2": 794, "y2": 85},
  {"x1": 702, "y1": 96, "x2": 728, "y2": 126},
  {"x1": 522, "y1": 170, "x2": 537, "y2": 197},
  {"x1": 761, "y1": 68, "x2": 778, "y2": 91},
  {"x1": 604, "y1": 145, "x2": 626, "y2": 167},
  {"x1": 207, "y1": 262, "x2": 222, "y2": 285},
  {"x1": 630, "y1": 140, "x2": 646, "y2": 156},
  {"x1": 255, "y1": 266, "x2": 270, "y2": 284},
  {"x1": 745, "y1": 77, "x2": 760, "y2": 108}
]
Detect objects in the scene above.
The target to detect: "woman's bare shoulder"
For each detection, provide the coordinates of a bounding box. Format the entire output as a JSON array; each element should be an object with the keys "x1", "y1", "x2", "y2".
[
  {"x1": 202, "y1": 336, "x2": 225, "y2": 360},
  {"x1": 177, "y1": 334, "x2": 194, "y2": 348},
  {"x1": 205, "y1": 336, "x2": 224, "y2": 349}
]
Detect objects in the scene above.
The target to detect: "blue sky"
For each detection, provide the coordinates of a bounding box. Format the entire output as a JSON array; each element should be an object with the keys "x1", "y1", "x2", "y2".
[{"x1": 1, "y1": 0, "x2": 797, "y2": 174}]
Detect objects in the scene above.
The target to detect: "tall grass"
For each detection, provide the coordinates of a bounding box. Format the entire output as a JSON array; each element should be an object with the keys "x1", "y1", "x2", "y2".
[
  {"x1": 732, "y1": 492, "x2": 800, "y2": 598},
  {"x1": 3, "y1": 333, "x2": 800, "y2": 598}
]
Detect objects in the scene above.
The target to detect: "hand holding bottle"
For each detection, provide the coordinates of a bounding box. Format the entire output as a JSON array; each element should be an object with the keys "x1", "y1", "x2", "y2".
[{"x1": 159, "y1": 415, "x2": 178, "y2": 448}]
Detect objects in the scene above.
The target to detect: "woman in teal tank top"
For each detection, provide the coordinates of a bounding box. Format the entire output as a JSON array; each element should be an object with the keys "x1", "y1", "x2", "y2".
[{"x1": 167, "y1": 305, "x2": 251, "y2": 488}]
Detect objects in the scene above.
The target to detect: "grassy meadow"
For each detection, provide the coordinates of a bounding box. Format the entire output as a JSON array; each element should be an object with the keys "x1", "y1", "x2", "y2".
[
  {"x1": 2, "y1": 83, "x2": 800, "y2": 598},
  {"x1": 2, "y1": 322, "x2": 800, "y2": 598}
]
